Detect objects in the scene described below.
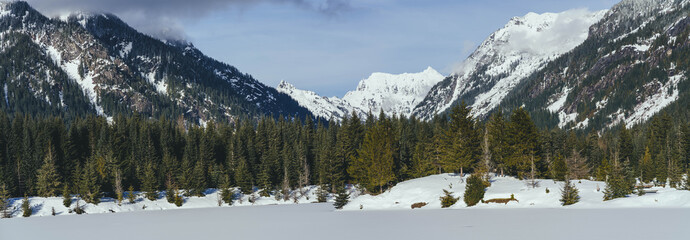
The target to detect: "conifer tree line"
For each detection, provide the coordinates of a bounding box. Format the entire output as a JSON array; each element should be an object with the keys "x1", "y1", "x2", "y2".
[{"x1": 0, "y1": 101, "x2": 688, "y2": 201}]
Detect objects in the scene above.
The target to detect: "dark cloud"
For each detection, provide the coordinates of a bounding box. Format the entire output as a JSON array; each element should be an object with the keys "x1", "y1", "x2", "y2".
[{"x1": 25, "y1": 0, "x2": 352, "y2": 39}]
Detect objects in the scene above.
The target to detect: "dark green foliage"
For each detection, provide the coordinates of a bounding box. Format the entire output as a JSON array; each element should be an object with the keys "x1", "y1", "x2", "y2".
[
  {"x1": 127, "y1": 186, "x2": 136, "y2": 204},
  {"x1": 439, "y1": 189, "x2": 459, "y2": 208},
  {"x1": 440, "y1": 102, "x2": 481, "y2": 174},
  {"x1": 560, "y1": 178, "x2": 579, "y2": 206},
  {"x1": 464, "y1": 174, "x2": 486, "y2": 207},
  {"x1": 173, "y1": 189, "x2": 184, "y2": 207},
  {"x1": 603, "y1": 160, "x2": 633, "y2": 201},
  {"x1": 62, "y1": 185, "x2": 72, "y2": 208},
  {"x1": 21, "y1": 196, "x2": 31, "y2": 217},
  {"x1": 551, "y1": 154, "x2": 567, "y2": 181},
  {"x1": 0, "y1": 183, "x2": 10, "y2": 218},
  {"x1": 333, "y1": 186, "x2": 350, "y2": 209},
  {"x1": 35, "y1": 146, "x2": 61, "y2": 197},
  {"x1": 316, "y1": 185, "x2": 329, "y2": 203}
]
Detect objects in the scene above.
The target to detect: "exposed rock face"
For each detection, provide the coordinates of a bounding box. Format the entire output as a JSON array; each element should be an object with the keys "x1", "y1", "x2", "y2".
[{"x1": 0, "y1": 1, "x2": 311, "y2": 123}]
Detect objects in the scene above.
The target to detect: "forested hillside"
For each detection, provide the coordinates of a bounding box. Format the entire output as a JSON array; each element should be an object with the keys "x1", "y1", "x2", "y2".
[{"x1": 0, "y1": 102, "x2": 688, "y2": 207}]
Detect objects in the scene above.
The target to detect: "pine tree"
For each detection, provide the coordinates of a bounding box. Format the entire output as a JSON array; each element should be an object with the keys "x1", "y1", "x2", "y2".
[
  {"x1": 439, "y1": 189, "x2": 459, "y2": 208},
  {"x1": 441, "y1": 102, "x2": 481, "y2": 175},
  {"x1": 127, "y1": 185, "x2": 136, "y2": 204},
  {"x1": 21, "y1": 196, "x2": 31, "y2": 217},
  {"x1": 142, "y1": 161, "x2": 158, "y2": 201},
  {"x1": 234, "y1": 155, "x2": 253, "y2": 194},
  {"x1": 80, "y1": 156, "x2": 101, "y2": 204},
  {"x1": 603, "y1": 158, "x2": 633, "y2": 201},
  {"x1": 640, "y1": 147, "x2": 654, "y2": 183},
  {"x1": 487, "y1": 108, "x2": 508, "y2": 176},
  {"x1": 35, "y1": 146, "x2": 62, "y2": 197},
  {"x1": 349, "y1": 120, "x2": 395, "y2": 193},
  {"x1": 220, "y1": 176, "x2": 234, "y2": 205},
  {"x1": 333, "y1": 185, "x2": 349, "y2": 209},
  {"x1": 0, "y1": 183, "x2": 10, "y2": 218},
  {"x1": 506, "y1": 107, "x2": 541, "y2": 177},
  {"x1": 191, "y1": 158, "x2": 207, "y2": 196},
  {"x1": 62, "y1": 185, "x2": 72, "y2": 208},
  {"x1": 560, "y1": 176, "x2": 579, "y2": 206},
  {"x1": 316, "y1": 184, "x2": 329, "y2": 203},
  {"x1": 551, "y1": 154, "x2": 567, "y2": 181},
  {"x1": 463, "y1": 174, "x2": 485, "y2": 207}
]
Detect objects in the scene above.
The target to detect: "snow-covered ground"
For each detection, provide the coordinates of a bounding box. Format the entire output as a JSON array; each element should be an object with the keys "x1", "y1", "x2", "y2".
[
  {"x1": 346, "y1": 174, "x2": 690, "y2": 210},
  {"x1": 2, "y1": 203, "x2": 689, "y2": 240},
  {"x1": 2, "y1": 174, "x2": 689, "y2": 239}
]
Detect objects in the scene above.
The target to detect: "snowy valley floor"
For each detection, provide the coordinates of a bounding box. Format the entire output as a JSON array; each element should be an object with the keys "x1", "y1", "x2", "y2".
[
  {"x1": 2, "y1": 204, "x2": 689, "y2": 240},
  {"x1": 2, "y1": 174, "x2": 690, "y2": 239}
]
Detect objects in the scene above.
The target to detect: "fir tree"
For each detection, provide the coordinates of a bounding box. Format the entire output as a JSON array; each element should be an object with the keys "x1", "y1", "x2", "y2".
[
  {"x1": 234, "y1": 155, "x2": 253, "y2": 194},
  {"x1": 0, "y1": 183, "x2": 10, "y2": 218},
  {"x1": 62, "y1": 185, "x2": 71, "y2": 208},
  {"x1": 349, "y1": 120, "x2": 395, "y2": 193},
  {"x1": 560, "y1": 176, "x2": 579, "y2": 206},
  {"x1": 441, "y1": 102, "x2": 481, "y2": 175},
  {"x1": 21, "y1": 196, "x2": 31, "y2": 217},
  {"x1": 463, "y1": 174, "x2": 485, "y2": 207},
  {"x1": 142, "y1": 162, "x2": 158, "y2": 201},
  {"x1": 333, "y1": 185, "x2": 350, "y2": 209},
  {"x1": 127, "y1": 185, "x2": 136, "y2": 204},
  {"x1": 603, "y1": 159, "x2": 633, "y2": 201},
  {"x1": 551, "y1": 154, "x2": 567, "y2": 181},
  {"x1": 439, "y1": 189, "x2": 459, "y2": 208},
  {"x1": 316, "y1": 184, "x2": 329, "y2": 203},
  {"x1": 35, "y1": 146, "x2": 62, "y2": 197},
  {"x1": 220, "y1": 176, "x2": 234, "y2": 205},
  {"x1": 80, "y1": 156, "x2": 101, "y2": 204},
  {"x1": 191, "y1": 158, "x2": 207, "y2": 196}
]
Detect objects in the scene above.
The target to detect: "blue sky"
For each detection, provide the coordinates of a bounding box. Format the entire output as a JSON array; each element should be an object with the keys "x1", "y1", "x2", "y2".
[{"x1": 29, "y1": 0, "x2": 618, "y2": 97}]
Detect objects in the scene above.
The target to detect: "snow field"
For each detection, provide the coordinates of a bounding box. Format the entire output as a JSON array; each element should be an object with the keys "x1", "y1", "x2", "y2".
[{"x1": 345, "y1": 174, "x2": 690, "y2": 210}]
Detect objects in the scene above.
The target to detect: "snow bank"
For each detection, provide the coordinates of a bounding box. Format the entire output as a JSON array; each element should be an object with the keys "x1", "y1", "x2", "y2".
[
  {"x1": 345, "y1": 173, "x2": 690, "y2": 210},
  {"x1": 2, "y1": 203, "x2": 688, "y2": 240}
]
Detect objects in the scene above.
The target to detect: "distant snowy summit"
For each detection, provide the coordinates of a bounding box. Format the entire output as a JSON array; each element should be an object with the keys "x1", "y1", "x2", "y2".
[
  {"x1": 413, "y1": 9, "x2": 607, "y2": 120},
  {"x1": 277, "y1": 67, "x2": 445, "y2": 120}
]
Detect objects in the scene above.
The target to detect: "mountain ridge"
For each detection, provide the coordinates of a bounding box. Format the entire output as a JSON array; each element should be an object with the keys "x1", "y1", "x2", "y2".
[{"x1": 277, "y1": 67, "x2": 444, "y2": 120}]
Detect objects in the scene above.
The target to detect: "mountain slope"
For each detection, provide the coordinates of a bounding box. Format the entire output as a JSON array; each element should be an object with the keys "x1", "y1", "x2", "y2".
[
  {"x1": 413, "y1": 9, "x2": 607, "y2": 120},
  {"x1": 499, "y1": 0, "x2": 690, "y2": 130},
  {"x1": 277, "y1": 67, "x2": 444, "y2": 120},
  {"x1": 0, "y1": 1, "x2": 311, "y2": 123}
]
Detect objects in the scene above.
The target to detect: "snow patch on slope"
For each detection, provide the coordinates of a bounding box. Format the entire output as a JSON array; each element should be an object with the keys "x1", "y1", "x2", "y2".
[
  {"x1": 44, "y1": 45, "x2": 105, "y2": 115},
  {"x1": 3, "y1": 82, "x2": 8, "y2": 106},
  {"x1": 547, "y1": 86, "x2": 571, "y2": 113},
  {"x1": 145, "y1": 72, "x2": 167, "y2": 96},
  {"x1": 609, "y1": 74, "x2": 684, "y2": 128}
]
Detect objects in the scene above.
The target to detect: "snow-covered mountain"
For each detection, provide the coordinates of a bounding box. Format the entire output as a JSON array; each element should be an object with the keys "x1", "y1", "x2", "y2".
[
  {"x1": 498, "y1": 0, "x2": 690, "y2": 130},
  {"x1": 278, "y1": 67, "x2": 444, "y2": 120},
  {"x1": 0, "y1": 1, "x2": 311, "y2": 123},
  {"x1": 413, "y1": 9, "x2": 608, "y2": 120}
]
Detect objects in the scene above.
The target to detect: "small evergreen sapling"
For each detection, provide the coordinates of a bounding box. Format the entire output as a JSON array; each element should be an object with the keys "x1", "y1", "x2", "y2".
[
  {"x1": 0, "y1": 183, "x2": 10, "y2": 218},
  {"x1": 464, "y1": 174, "x2": 486, "y2": 207},
  {"x1": 316, "y1": 185, "x2": 329, "y2": 203},
  {"x1": 174, "y1": 189, "x2": 184, "y2": 207},
  {"x1": 127, "y1": 186, "x2": 136, "y2": 204},
  {"x1": 560, "y1": 177, "x2": 579, "y2": 206},
  {"x1": 62, "y1": 185, "x2": 72, "y2": 208},
  {"x1": 439, "y1": 189, "x2": 459, "y2": 208},
  {"x1": 22, "y1": 196, "x2": 31, "y2": 217},
  {"x1": 333, "y1": 186, "x2": 350, "y2": 209}
]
